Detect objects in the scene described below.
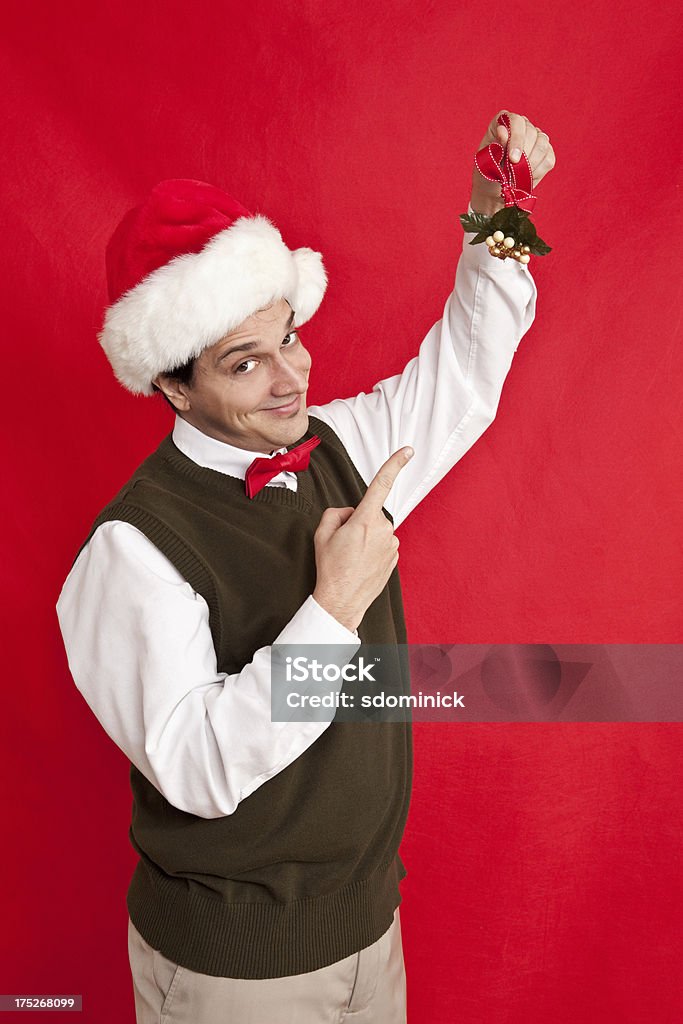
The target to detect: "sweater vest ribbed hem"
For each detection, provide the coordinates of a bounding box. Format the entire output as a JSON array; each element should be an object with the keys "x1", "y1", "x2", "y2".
[{"x1": 126, "y1": 852, "x2": 407, "y2": 979}]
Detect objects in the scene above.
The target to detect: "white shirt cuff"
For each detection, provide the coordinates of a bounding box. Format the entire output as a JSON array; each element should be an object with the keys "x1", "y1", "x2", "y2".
[
  {"x1": 275, "y1": 594, "x2": 361, "y2": 646},
  {"x1": 462, "y1": 201, "x2": 533, "y2": 277}
]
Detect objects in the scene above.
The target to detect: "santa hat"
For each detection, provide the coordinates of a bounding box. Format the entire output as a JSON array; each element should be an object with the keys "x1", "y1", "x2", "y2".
[{"x1": 97, "y1": 179, "x2": 328, "y2": 395}]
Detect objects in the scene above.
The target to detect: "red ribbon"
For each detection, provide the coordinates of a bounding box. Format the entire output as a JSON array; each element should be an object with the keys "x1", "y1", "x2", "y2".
[
  {"x1": 245, "y1": 434, "x2": 321, "y2": 499},
  {"x1": 474, "y1": 112, "x2": 537, "y2": 213}
]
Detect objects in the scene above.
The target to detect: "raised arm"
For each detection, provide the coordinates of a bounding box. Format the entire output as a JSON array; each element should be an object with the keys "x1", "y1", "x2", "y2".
[
  {"x1": 308, "y1": 214, "x2": 537, "y2": 529},
  {"x1": 308, "y1": 110, "x2": 554, "y2": 530}
]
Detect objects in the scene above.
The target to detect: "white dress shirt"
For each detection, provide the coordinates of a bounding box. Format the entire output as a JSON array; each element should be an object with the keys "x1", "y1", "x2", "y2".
[{"x1": 57, "y1": 216, "x2": 537, "y2": 819}]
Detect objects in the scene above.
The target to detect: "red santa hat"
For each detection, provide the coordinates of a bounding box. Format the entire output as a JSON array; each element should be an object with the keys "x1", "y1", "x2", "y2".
[{"x1": 97, "y1": 178, "x2": 328, "y2": 395}]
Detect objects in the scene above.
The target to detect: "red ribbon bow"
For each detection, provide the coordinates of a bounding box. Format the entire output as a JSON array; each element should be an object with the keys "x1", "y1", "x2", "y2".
[
  {"x1": 474, "y1": 112, "x2": 537, "y2": 213},
  {"x1": 245, "y1": 435, "x2": 321, "y2": 499}
]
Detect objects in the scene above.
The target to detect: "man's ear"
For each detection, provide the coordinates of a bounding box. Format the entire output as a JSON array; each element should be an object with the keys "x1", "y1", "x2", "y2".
[{"x1": 152, "y1": 374, "x2": 191, "y2": 412}]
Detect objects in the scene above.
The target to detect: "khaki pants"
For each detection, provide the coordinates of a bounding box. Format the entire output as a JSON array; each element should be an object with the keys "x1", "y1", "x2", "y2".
[{"x1": 128, "y1": 909, "x2": 407, "y2": 1023}]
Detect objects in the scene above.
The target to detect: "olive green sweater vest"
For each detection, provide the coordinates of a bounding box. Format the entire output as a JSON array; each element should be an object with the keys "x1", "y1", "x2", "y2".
[{"x1": 79, "y1": 415, "x2": 412, "y2": 979}]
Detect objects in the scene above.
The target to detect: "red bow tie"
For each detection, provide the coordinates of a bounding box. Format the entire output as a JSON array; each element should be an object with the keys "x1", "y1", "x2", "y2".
[{"x1": 245, "y1": 435, "x2": 321, "y2": 498}]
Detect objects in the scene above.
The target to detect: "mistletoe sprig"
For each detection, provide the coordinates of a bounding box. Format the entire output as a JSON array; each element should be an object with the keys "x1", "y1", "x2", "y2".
[{"x1": 459, "y1": 206, "x2": 551, "y2": 263}]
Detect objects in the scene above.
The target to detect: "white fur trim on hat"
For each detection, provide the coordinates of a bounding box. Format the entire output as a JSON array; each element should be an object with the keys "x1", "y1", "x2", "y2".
[{"x1": 97, "y1": 214, "x2": 327, "y2": 395}]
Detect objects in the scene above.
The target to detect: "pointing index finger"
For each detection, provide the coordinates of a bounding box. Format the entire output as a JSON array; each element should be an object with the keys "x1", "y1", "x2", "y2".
[{"x1": 356, "y1": 446, "x2": 414, "y2": 516}]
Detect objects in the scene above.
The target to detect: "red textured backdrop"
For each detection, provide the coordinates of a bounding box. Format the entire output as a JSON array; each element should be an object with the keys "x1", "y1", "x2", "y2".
[{"x1": 2, "y1": 1, "x2": 682, "y2": 1021}]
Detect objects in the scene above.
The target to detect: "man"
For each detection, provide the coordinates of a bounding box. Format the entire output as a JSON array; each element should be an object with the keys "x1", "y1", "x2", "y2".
[{"x1": 56, "y1": 110, "x2": 554, "y2": 1022}]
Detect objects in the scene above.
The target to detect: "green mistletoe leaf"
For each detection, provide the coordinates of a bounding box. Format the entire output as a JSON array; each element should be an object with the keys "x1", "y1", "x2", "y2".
[
  {"x1": 459, "y1": 208, "x2": 551, "y2": 255},
  {"x1": 459, "y1": 212, "x2": 491, "y2": 234}
]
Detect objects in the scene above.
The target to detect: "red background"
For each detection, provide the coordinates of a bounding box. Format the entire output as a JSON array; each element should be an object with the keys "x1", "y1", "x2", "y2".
[{"x1": 2, "y1": 1, "x2": 682, "y2": 1021}]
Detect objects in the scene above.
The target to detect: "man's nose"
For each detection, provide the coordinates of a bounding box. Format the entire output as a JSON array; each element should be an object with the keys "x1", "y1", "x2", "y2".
[{"x1": 271, "y1": 353, "x2": 307, "y2": 393}]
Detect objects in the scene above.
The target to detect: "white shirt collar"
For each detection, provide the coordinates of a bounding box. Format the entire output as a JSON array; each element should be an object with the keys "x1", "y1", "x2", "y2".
[{"x1": 171, "y1": 414, "x2": 298, "y2": 488}]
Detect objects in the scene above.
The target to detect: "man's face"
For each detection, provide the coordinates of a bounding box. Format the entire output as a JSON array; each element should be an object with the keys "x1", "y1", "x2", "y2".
[{"x1": 154, "y1": 298, "x2": 312, "y2": 454}]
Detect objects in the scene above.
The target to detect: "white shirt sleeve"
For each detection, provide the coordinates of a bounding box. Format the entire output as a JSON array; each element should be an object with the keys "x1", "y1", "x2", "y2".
[
  {"x1": 307, "y1": 215, "x2": 538, "y2": 529},
  {"x1": 56, "y1": 520, "x2": 360, "y2": 819}
]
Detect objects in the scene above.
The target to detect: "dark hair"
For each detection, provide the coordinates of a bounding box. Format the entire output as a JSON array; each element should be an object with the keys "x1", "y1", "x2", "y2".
[{"x1": 152, "y1": 356, "x2": 196, "y2": 410}]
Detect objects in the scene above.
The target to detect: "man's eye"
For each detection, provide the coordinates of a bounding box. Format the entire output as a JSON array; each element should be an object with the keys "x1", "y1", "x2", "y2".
[
  {"x1": 233, "y1": 360, "x2": 256, "y2": 375},
  {"x1": 233, "y1": 332, "x2": 298, "y2": 374}
]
